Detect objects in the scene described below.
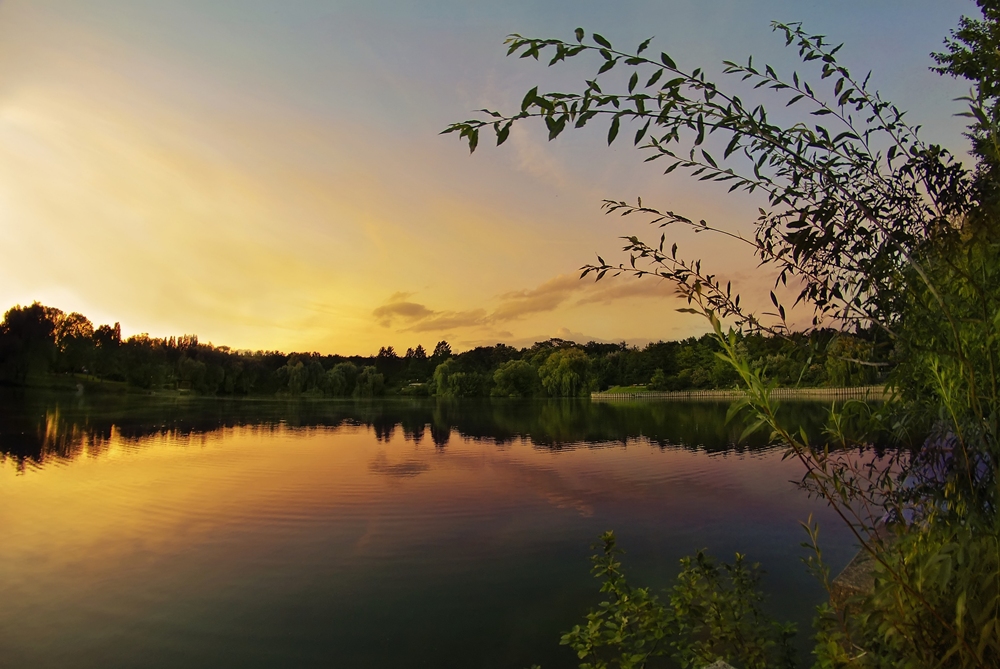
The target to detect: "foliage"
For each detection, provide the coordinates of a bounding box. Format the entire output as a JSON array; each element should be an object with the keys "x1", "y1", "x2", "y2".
[
  {"x1": 0, "y1": 303, "x2": 60, "y2": 383},
  {"x1": 446, "y1": 3, "x2": 1000, "y2": 668},
  {"x1": 353, "y1": 365, "x2": 386, "y2": 397},
  {"x1": 446, "y1": 24, "x2": 970, "y2": 338},
  {"x1": 492, "y1": 359, "x2": 540, "y2": 397},
  {"x1": 327, "y1": 362, "x2": 359, "y2": 396},
  {"x1": 558, "y1": 532, "x2": 795, "y2": 669},
  {"x1": 0, "y1": 303, "x2": 872, "y2": 397},
  {"x1": 932, "y1": 0, "x2": 1000, "y2": 172},
  {"x1": 539, "y1": 348, "x2": 594, "y2": 397},
  {"x1": 823, "y1": 335, "x2": 877, "y2": 388}
]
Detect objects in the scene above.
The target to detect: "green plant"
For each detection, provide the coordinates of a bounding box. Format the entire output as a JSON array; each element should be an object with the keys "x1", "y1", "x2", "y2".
[
  {"x1": 448, "y1": 4, "x2": 1000, "y2": 668},
  {"x1": 558, "y1": 532, "x2": 795, "y2": 669}
]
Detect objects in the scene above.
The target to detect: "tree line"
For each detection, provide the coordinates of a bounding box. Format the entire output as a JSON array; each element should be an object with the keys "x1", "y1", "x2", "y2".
[{"x1": 0, "y1": 301, "x2": 886, "y2": 397}]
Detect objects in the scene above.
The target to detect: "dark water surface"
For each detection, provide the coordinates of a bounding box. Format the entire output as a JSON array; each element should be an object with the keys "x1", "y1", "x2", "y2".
[{"x1": 0, "y1": 392, "x2": 857, "y2": 668}]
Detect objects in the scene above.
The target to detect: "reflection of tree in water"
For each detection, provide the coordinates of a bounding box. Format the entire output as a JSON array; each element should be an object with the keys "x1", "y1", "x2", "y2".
[{"x1": 0, "y1": 390, "x2": 836, "y2": 471}]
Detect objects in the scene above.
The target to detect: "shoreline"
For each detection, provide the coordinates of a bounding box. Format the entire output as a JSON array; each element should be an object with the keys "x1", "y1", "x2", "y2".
[{"x1": 591, "y1": 385, "x2": 887, "y2": 401}]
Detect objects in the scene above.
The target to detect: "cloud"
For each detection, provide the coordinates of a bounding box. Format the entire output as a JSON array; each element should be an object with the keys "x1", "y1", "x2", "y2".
[
  {"x1": 509, "y1": 126, "x2": 570, "y2": 190},
  {"x1": 372, "y1": 272, "x2": 681, "y2": 335},
  {"x1": 573, "y1": 275, "x2": 676, "y2": 306},
  {"x1": 372, "y1": 294, "x2": 486, "y2": 331},
  {"x1": 408, "y1": 309, "x2": 488, "y2": 332},
  {"x1": 489, "y1": 274, "x2": 580, "y2": 322},
  {"x1": 372, "y1": 300, "x2": 435, "y2": 327}
]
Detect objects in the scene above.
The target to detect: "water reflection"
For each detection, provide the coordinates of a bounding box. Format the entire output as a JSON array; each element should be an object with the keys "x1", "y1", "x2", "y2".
[
  {"x1": 0, "y1": 390, "x2": 858, "y2": 669},
  {"x1": 0, "y1": 390, "x2": 832, "y2": 470}
]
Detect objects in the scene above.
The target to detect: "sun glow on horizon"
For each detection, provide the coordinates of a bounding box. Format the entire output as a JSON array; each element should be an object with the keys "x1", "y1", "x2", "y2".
[{"x1": 0, "y1": 0, "x2": 971, "y2": 354}]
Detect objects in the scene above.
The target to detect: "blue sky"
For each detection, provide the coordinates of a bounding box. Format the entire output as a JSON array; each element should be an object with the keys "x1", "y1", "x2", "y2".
[{"x1": 0, "y1": 0, "x2": 977, "y2": 353}]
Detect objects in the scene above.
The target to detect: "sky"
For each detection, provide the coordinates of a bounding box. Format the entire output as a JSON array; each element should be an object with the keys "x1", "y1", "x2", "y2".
[{"x1": 0, "y1": 0, "x2": 977, "y2": 355}]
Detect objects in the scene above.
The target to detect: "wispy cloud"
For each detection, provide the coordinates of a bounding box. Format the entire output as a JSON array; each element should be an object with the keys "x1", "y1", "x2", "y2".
[
  {"x1": 489, "y1": 274, "x2": 580, "y2": 322},
  {"x1": 408, "y1": 309, "x2": 488, "y2": 332},
  {"x1": 509, "y1": 126, "x2": 571, "y2": 190},
  {"x1": 372, "y1": 294, "x2": 486, "y2": 332},
  {"x1": 573, "y1": 276, "x2": 675, "y2": 305},
  {"x1": 372, "y1": 300, "x2": 435, "y2": 327},
  {"x1": 373, "y1": 272, "x2": 679, "y2": 336}
]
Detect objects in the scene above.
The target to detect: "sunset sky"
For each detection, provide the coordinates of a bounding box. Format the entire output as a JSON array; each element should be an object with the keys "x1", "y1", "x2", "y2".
[{"x1": 0, "y1": 0, "x2": 973, "y2": 355}]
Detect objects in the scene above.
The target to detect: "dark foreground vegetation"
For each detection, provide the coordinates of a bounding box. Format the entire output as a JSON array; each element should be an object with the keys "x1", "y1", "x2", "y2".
[
  {"x1": 447, "y1": 1, "x2": 1000, "y2": 667},
  {"x1": 0, "y1": 302, "x2": 884, "y2": 398}
]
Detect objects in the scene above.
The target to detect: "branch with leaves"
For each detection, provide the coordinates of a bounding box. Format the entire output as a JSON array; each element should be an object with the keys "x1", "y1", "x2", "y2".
[{"x1": 444, "y1": 23, "x2": 972, "y2": 338}]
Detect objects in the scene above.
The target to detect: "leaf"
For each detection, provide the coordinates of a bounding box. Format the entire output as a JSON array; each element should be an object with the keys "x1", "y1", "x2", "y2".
[
  {"x1": 740, "y1": 417, "x2": 767, "y2": 441},
  {"x1": 660, "y1": 52, "x2": 676, "y2": 69},
  {"x1": 637, "y1": 37, "x2": 652, "y2": 54},
  {"x1": 634, "y1": 120, "x2": 650, "y2": 145},
  {"x1": 575, "y1": 27, "x2": 584, "y2": 43},
  {"x1": 628, "y1": 71, "x2": 639, "y2": 93},
  {"x1": 521, "y1": 86, "x2": 539, "y2": 112},
  {"x1": 496, "y1": 122, "x2": 511, "y2": 146},
  {"x1": 723, "y1": 135, "x2": 740, "y2": 158},
  {"x1": 608, "y1": 115, "x2": 621, "y2": 144},
  {"x1": 593, "y1": 33, "x2": 612, "y2": 48}
]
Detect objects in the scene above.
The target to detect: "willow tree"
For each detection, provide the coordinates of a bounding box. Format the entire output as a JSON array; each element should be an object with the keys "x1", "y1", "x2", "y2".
[{"x1": 446, "y1": 8, "x2": 1000, "y2": 668}]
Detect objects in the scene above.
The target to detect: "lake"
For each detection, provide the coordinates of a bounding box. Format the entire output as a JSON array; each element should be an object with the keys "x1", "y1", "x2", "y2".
[{"x1": 0, "y1": 391, "x2": 857, "y2": 668}]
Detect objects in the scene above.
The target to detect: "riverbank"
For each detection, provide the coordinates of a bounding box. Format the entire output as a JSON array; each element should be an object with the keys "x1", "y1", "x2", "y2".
[{"x1": 592, "y1": 385, "x2": 887, "y2": 401}]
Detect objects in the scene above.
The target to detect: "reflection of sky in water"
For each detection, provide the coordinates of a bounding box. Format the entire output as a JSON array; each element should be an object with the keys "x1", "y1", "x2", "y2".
[
  {"x1": 0, "y1": 397, "x2": 856, "y2": 668},
  {"x1": 0, "y1": 395, "x2": 837, "y2": 471}
]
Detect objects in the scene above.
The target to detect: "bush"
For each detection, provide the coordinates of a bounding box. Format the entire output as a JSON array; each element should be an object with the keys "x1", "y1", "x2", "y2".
[{"x1": 556, "y1": 532, "x2": 795, "y2": 669}]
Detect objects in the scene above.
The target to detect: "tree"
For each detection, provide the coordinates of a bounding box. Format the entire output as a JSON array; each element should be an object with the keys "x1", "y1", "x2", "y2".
[
  {"x1": 492, "y1": 359, "x2": 540, "y2": 397},
  {"x1": 823, "y1": 334, "x2": 877, "y2": 387},
  {"x1": 327, "y1": 362, "x2": 358, "y2": 396},
  {"x1": 932, "y1": 0, "x2": 1000, "y2": 172},
  {"x1": 539, "y1": 348, "x2": 593, "y2": 397},
  {"x1": 353, "y1": 365, "x2": 385, "y2": 397},
  {"x1": 0, "y1": 302, "x2": 59, "y2": 383},
  {"x1": 276, "y1": 358, "x2": 308, "y2": 395},
  {"x1": 54, "y1": 312, "x2": 95, "y2": 374},
  {"x1": 433, "y1": 357, "x2": 489, "y2": 397},
  {"x1": 92, "y1": 322, "x2": 122, "y2": 380},
  {"x1": 432, "y1": 340, "x2": 452, "y2": 359},
  {"x1": 447, "y1": 8, "x2": 1000, "y2": 668}
]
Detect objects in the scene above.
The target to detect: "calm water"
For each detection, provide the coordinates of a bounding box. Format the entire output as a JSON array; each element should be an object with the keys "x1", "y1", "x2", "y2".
[{"x1": 0, "y1": 392, "x2": 857, "y2": 668}]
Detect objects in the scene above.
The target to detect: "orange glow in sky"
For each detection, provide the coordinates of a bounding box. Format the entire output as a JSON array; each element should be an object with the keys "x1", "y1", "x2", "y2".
[{"x1": 0, "y1": 0, "x2": 971, "y2": 354}]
